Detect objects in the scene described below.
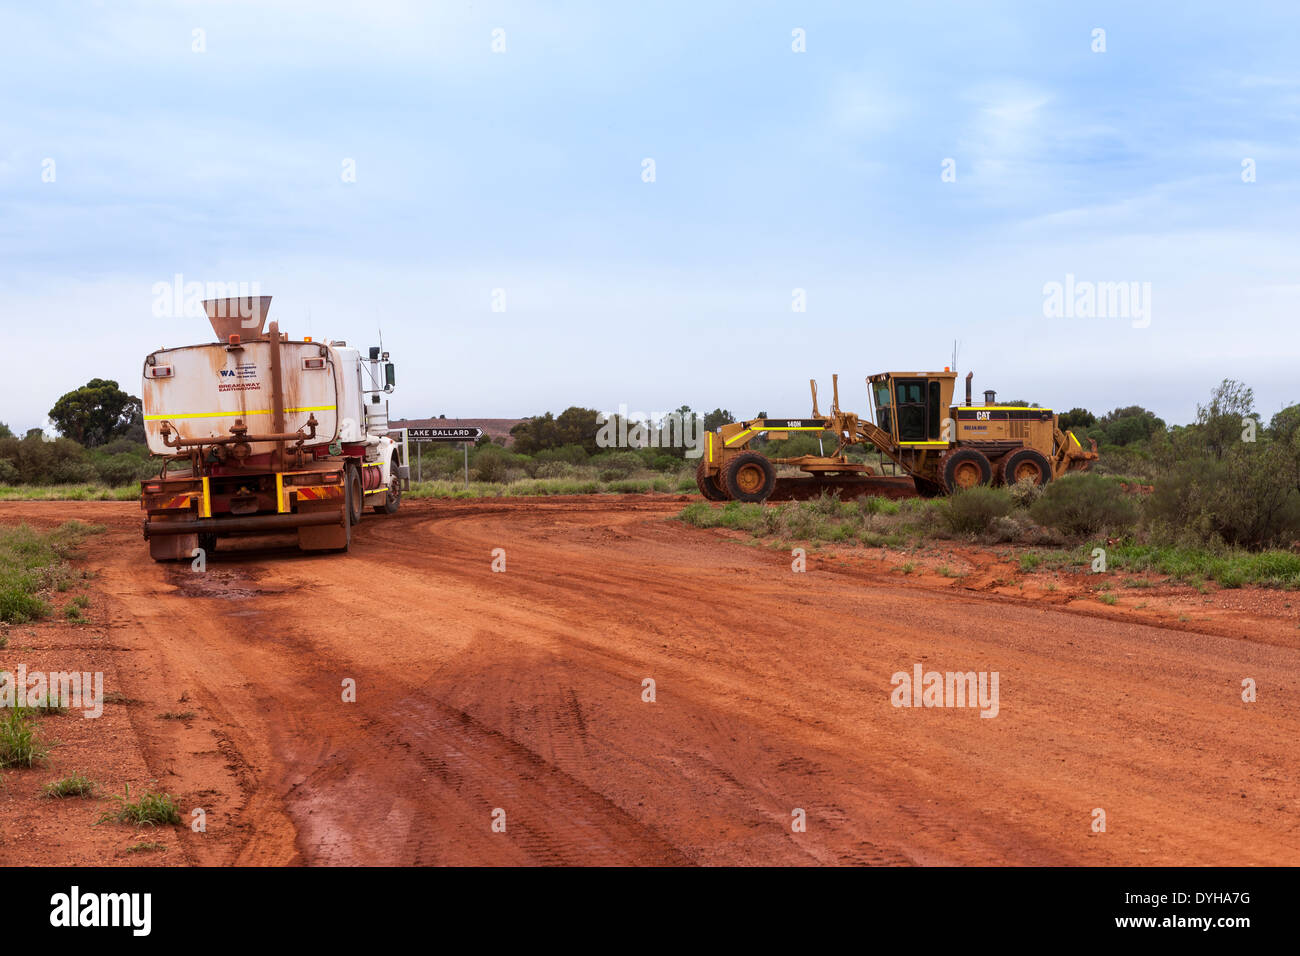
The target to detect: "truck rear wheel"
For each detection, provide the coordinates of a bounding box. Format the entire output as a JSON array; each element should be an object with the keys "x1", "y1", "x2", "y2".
[
  {"x1": 695, "y1": 459, "x2": 729, "y2": 501},
  {"x1": 942, "y1": 448, "x2": 992, "y2": 492},
  {"x1": 723, "y1": 453, "x2": 776, "y2": 503},
  {"x1": 346, "y1": 466, "x2": 364, "y2": 525},
  {"x1": 1000, "y1": 448, "x2": 1051, "y2": 486}
]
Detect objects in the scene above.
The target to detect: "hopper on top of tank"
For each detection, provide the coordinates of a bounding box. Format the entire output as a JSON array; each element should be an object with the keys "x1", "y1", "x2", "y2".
[{"x1": 203, "y1": 296, "x2": 272, "y2": 343}]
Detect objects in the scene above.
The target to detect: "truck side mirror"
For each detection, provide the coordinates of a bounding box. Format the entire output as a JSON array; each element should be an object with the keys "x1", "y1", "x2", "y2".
[{"x1": 385, "y1": 362, "x2": 396, "y2": 389}]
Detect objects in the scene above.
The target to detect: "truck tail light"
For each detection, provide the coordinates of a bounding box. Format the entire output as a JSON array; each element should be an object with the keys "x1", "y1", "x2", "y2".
[
  {"x1": 146, "y1": 365, "x2": 173, "y2": 378},
  {"x1": 303, "y1": 357, "x2": 326, "y2": 370}
]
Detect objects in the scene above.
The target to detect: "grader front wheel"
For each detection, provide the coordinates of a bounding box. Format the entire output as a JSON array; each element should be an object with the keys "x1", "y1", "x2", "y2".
[
  {"x1": 723, "y1": 453, "x2": 777, "y2": 503},
  {"x1": 695, "y1": 458, "x2": 729, "y2": 501}
]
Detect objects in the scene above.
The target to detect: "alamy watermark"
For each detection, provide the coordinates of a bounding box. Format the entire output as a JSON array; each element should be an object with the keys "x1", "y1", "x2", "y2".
[
  {"x1": 891, "y1": 664, "x2": 999, "y2": 718},
  {"x1": 0, "y1": 665, "x2": 104, "y2": 718},
  {"x1": 596, "y1": 405, "x2": 705, "y2": 458},
  {"x1": 1043, "y1": 274, "x2": 1151, "y2": 328},
  {"x1": 151, "y1": 274, "x2": 264, "y2": 324}
]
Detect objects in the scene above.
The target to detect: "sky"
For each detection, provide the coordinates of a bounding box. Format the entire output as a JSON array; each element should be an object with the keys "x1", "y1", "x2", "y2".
[{"x1": 2, "y1": 0, "x2": 1299, "y2": 434}]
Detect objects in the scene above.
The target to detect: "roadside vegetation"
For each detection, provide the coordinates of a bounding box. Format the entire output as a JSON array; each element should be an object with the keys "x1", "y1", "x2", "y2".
[
  {"x1": 98, "y1": 784, "x2": 182, "y2": 827},
  {"x1": 42, "y1": 772, "x2": 98, "y2": 798},
  {"x1": 0, "y1": 521, "x2": 103, "y2": 623},
  {"x1": 0, "y1": 707, "x2": 50, "y2": 768}
]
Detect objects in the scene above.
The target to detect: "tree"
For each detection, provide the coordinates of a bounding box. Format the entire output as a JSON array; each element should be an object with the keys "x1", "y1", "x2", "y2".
[
  {"x1": 702, "y1": 408, "x2": 734, "y2": 432},
  {"x1": 1093, "y1": 405, "x2": 1166, "y2": 447},
  {"x1": 1058, "y1": 407, "x2": 1096, "y2": 431},
  {"x1": 1269, "y1": 404, "x2": 1300, "y2": 494},
  {"x1": 1195, "y1": 379, "x2": 1255, "y2": 460},
  {"x1": 0, "y1": 422, "x2": 12, "y2": 440},
  {"x1": 510, "y1": 407, "x2": 602, "y2": 454},
  {"x1": 48, "y1": 379, "x2": 143, "y2": 448}
]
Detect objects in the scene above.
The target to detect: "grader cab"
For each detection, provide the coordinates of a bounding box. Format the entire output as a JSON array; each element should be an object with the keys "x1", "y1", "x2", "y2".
[{"x1": 696, "y1": 370, "x2": 1097, "y2": 502}]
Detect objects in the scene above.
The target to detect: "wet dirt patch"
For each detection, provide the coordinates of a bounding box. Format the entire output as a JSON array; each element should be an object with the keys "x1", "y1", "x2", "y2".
[{"x1": 166, "y1": 566, "x2": 271, "y2": 600}]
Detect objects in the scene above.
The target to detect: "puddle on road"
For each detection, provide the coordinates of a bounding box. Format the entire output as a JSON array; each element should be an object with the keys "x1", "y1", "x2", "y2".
[{"x1": 166, "y1": 566, "x2": 270, "y2": 600}]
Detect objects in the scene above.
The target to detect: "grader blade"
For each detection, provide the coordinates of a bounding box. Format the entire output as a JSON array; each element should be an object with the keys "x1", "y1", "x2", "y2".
[{"x1": 767, "y1": 475, "x2": 916, "y2": 501}]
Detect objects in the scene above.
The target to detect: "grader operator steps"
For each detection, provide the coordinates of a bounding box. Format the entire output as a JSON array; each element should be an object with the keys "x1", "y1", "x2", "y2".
[{"x1": 696, "y1": 370, "x2": 1098, "y2": 503}]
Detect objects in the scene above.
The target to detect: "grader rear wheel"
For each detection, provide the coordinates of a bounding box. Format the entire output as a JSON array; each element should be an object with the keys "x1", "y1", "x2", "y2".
[{"x1": 1000, "y1": 448, "x2": 1051, "y2": 487}]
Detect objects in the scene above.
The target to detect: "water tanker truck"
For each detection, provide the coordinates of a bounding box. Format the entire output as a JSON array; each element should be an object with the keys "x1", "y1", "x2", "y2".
[{"x1": 139, "y1": 296, "x2": 408, "y2": 560}]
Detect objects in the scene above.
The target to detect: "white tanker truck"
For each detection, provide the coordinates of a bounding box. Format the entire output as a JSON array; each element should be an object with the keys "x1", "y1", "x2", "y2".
[{"x1": 138, "y1": 296, "x2": 408, "y2": 560}]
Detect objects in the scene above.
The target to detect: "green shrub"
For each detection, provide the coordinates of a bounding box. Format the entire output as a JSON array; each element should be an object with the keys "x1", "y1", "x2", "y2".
[
  {"x1": 942, "y1": 486, "x2": 1014, "y2": 535},
  {"x1": 0, "y1": 521, "x2": 101, "y2": 623},
  {"x1": 1007, "y1": 477, "x2": 1044, "y2": 508},
  {"x1": 533, "y1": 445, "x2": 590, "y2": 465},
  {"x1": 472, "y1": 447, "x2": 512, "y2": 483},
  {"x1": 857, "y1": 496, "x2": 900, "y2": 516},
  {"x1": 98, "y1": 784, "x2": 182, "y2": 827},
  {"x1": 93, "y1": 452, "x2": 153, "y2": 486},
  {"x1": 588, "y1": 451, "x2": 643, "y2": 479},
  {"x1": 0, "y1": 708, "x2": 49, "y2": 768},
  {"x1": 1143, "y1": 446, "x2": 1300, "y2": 550},
  {"x1": 1030, "y1": 474, "x2": 1137, "y2": 536},
  {"x1": 43, "y1": 772, "x2": 97, "y2": 798}
]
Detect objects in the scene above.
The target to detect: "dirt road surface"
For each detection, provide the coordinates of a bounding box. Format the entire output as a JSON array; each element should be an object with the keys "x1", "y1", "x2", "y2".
[{"x1": 2, "y1": 496, "x2": 1297, "y2": 865}]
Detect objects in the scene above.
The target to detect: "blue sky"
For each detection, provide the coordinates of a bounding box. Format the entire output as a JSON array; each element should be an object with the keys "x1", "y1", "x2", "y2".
[{"x1": 3, "y1": 0, "x2": 1299, "y2": 433}]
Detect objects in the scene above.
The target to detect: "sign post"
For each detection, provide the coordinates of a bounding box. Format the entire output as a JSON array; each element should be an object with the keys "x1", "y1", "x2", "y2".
[{"x1": 405, "y1": 427, "x2": 484, "y2": 489}]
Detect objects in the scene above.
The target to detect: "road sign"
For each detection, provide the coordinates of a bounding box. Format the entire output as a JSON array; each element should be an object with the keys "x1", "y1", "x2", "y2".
[{"x1": 406, "y1": 426, "x2": 483, "y2": 441}]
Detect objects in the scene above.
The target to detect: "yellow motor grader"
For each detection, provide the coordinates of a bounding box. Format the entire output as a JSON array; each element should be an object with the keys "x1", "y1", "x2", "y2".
[{"x1": 696, "y1": 370, "x2": 1098, "y2": 502}]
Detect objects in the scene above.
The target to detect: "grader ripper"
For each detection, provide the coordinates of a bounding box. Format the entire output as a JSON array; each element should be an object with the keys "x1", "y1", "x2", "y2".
[{"x1": 696, "y1": 370, "x2": 1098, "y2": 502}]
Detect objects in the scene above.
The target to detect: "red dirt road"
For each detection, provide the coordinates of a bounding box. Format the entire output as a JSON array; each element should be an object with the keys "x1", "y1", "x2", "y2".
[{"x1": 2, "y1": 496, "x2": 1298, "y2": 865}]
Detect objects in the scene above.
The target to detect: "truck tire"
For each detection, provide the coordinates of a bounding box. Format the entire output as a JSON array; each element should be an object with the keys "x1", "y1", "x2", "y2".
[
  {"x1": 942, "y1": 448, "x2": 992, "y2": 492},
  {"x1": 372, "y1": 459, "x2": 403, "y2": 514},
  {"x1": 346, "y1": 466, "x2": 364, "y2": 525},
  {"x1": 1000, "y1": 447, "x2": 1051, "y2": 487},
  {"x1": 723, "y1": 452, "x2": 777, "y2": 503},
  {"x1": 695, "y1": 458, "x2": 729, "y2": 501}
]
